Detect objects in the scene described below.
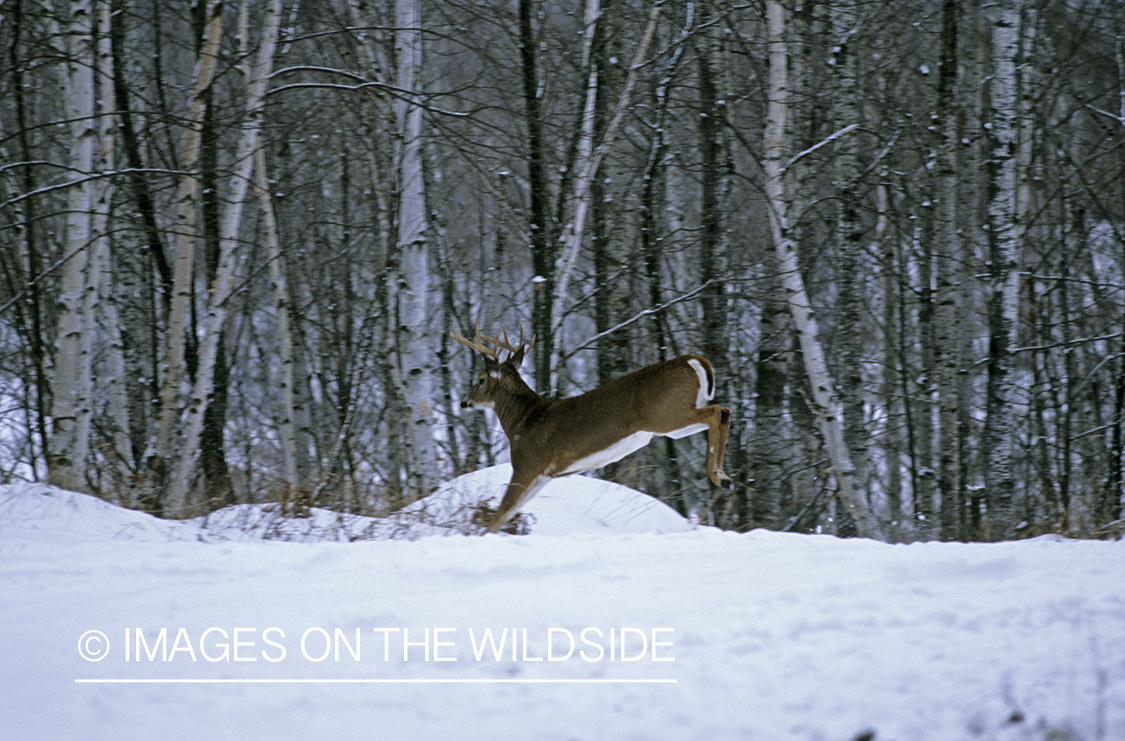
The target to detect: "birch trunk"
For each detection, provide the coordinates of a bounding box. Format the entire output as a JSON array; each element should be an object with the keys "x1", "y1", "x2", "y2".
[
  {"x1": 550, "y1": 2, "x2": 661, "y2": 390},
  {"x1": 165, "y1": 0, "x2": 283, "y2": 516},
  {"x1": 92, "y1": 0, "x2": 131, "y2": 487},
  {"x1": 392, "y1": 0, "x2": 439, "y2": 499},
  {"x1": 551, "y1": 0, "x2": 600, "y2": 394},
  {"x1": 143, "y1": 0, "x2": 224, "y2": 512},
  {"x1": 762, "y1": 0, "x2": 881, "y2": 540},
  {"x1": 255, "y1": 145, "x2": 300, "y2": 494},
  {"x1": 48, "y1": 0, "x2": 97, "y2": 492},
  {"x1": 982, "y1": 0, "x2": 1021, "y2": 540}
]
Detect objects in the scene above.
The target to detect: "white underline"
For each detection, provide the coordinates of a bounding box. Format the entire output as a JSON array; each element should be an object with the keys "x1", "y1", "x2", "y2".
[{"x1": 76, "y1": 678, "x2": 676, "y2": 684}]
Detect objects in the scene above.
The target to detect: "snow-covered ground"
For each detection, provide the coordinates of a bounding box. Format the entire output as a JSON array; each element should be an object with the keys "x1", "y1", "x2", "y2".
[{"x1": 1, "y1": 468, "x2": 1122, "y2": 741}]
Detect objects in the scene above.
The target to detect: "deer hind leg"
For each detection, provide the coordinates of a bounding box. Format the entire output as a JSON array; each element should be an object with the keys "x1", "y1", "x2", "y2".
[
  {"x1": 487, "y1": 471, "x2": 550, "y2": 533},
  {"x1": 702, "y1": 404, "x2": 731, "y2": 485}
]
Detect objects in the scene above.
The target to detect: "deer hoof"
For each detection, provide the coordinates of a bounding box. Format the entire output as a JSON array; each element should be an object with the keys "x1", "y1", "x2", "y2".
[{"x1": 710, "y1": 470, "x2": 731, "y2": 487}]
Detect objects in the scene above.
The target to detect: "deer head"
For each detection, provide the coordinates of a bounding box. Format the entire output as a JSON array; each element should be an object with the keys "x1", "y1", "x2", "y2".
[{"x1": 451, "y1": 322, "x2": 535, "y2": 412}]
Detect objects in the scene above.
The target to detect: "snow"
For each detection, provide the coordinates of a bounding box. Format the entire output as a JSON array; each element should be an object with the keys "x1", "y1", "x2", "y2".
[{"x1": 1, "y1": 469, "x2": 1123, "y2": 741}]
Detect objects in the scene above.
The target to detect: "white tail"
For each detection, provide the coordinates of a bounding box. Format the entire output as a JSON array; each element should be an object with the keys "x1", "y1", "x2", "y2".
[{"x1": 452, "y1": 323, "x2": 731, "y2": 533}]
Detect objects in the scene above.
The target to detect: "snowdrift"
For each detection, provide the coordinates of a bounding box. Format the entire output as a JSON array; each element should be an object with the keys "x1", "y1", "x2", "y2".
[
  {"x1": 398, "y1": 463, "x2": 692, "y2": 537},
  {"x1": 1, "y1": 472, "x2": 1123, "y2": 741},
  {"x1": 0, "y1": 465, "x2": 688, "y2": 543},
  {"x1": 82, "y1": 464, "x2": 685, "y2": 542}
]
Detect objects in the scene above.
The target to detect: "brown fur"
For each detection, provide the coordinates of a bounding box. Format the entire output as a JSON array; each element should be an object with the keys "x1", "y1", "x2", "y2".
[{"x1": 456, "y1": 334, "x2": 730, "y2": 533}]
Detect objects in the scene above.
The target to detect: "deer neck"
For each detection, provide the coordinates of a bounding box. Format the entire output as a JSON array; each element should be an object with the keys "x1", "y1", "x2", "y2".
[{"x1": 494, "y1": 383, "x2": 546, "y2": 440}]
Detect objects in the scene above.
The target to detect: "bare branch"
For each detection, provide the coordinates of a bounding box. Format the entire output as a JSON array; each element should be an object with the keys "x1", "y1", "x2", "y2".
[
  {"x1": 0, "y1": 168, "x2": 187, "y2": 212},
  {"x1": 560, "y1": 280, "x2": 716, "y2": 365},
  {"x1": 782, "y1": 122, "x2": 860, "y2": 175}
]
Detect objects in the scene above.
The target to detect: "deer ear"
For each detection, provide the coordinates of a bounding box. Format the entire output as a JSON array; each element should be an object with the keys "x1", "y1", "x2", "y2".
[{"x1": 509, "y1": 346, "x2": 525, "y2": 367}]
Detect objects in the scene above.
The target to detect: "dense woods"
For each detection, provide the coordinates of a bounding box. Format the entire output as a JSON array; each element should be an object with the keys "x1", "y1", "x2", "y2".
[{"x1": 1, "y1": 0, "x2": 1123, "y2": 541}]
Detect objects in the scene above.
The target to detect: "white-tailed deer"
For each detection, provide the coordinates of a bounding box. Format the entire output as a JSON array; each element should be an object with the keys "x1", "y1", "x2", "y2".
[{"x1": 452, "y1": 323, "x2": 730, "y2": 533}]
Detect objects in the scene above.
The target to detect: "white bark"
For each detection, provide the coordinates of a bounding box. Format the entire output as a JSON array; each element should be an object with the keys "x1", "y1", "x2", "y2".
[
  {"x1": 255, "y1": 144, "x2": 300, "y2": 493},
  {"x1": 48, "y1": 0, "x2": 97, "y2": 492},
  {"x1": 392, "y1": 0, "x2": 439, "y2": 498},
  {"x1": 762, "y1": 0, "x2": 881, "y2": 540},
  {"x1": 145, "y1": 0, "x2": 224, "y2": 507},
  {"x1": 551, "y1": 0, "x2": 599, "y2": 348},
  {"x1": 92, "y1": 0, "x2": 131, "y2": 486},
  {"x1": 165, "y1": 0, "x2": 283, "y2": 516},
  {"x1": 549, "y1": 1, "x2": 662, "y2": 389},
  {"x1": 983, "y1": 0, "x2": 1021, "y2": 539}
]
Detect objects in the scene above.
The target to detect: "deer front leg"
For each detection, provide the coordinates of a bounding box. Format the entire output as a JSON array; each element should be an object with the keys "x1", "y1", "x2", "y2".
[{"x1": 487, "y1": 469, "x2": 551, "y2": 533}]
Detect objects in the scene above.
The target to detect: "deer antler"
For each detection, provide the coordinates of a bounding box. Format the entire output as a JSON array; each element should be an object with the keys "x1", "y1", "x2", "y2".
[
  {"x1": 485, "y1": 323, "x2": 534, "y2": 357},
  {"x1": 450, "y1": 320, "x2": 534, "y2": 362},
  {"x1": 450, "y1": 318, "x2": 498, "y2": 360}
]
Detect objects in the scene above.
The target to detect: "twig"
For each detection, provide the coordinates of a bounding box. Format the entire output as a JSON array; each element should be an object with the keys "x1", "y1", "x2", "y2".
[{"x1": 559, "y1": 279, "x2": 714, "y2": 365}]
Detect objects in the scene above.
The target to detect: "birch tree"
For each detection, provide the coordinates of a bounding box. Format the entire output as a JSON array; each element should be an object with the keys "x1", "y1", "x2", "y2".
[
  {"x1": 762, "y1": 0, "x2": 881, "y2": 540},
  {"x1": 550, "y1": 1, "x2": 661, "y2": 389},
  {"x1": 165, "y1": 0, "x2": 283, "y2": 516},
  {"x1": 47, "y1": 0, "x2": 98, "y2": 492},
  {"x1": 982, "y1": 0, "x2": 1021, "y2": 540},
  {"x1": 391, "y1": 0, "x2": 439, "y2": 499},
  {"x1": 256, "y1": 143, "x2": 301, "y2": 498},
  {"x1": 142, "y1": 0, "x2": 224, "y2": 511},
  {"x1": 90, "y1": 0, "x2": 130, "y2": 489}
]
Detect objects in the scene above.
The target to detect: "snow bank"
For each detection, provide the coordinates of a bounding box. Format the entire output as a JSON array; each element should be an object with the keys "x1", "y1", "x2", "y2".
[
  {"x1": 180, "y1": 464, "x2": 687, "y2": 541},
  {"x1": 400, "y1": 464, "x2": 692, "y2": 537},
  {"x1": 1, "y1": 475, "x2": 1123, "y2": 741}
]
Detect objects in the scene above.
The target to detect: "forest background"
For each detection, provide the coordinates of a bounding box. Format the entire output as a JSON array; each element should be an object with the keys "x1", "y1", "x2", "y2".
[{"x1": 1, "y1": 0, "x2": 1123, "y2": 543}]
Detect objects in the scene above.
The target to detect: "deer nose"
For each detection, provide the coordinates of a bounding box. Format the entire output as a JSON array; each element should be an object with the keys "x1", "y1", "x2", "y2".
[{"x1": 460, "y1": 399, "x2": 472, "y2": 409}]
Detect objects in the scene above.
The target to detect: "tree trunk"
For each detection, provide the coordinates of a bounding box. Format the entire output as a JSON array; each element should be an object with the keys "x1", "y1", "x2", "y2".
[
  {"x1": 934, "y1": 0, "x2": 963, "y2": 540},
  {"x1": 639, "y1": 5, "x2": 690, "y2": 500},
  {"x1": 256, "y1": 145, "x2": 301, "y2": 496},
  {"x1": 551, "y1": 2, "x2": 662, "y2": 390},
  {"x1": 391, "y1": 0, "x2": 439, "y2": 500},
  {"x1": 752, "y1": 271, "x2": 788, "y2": 530},
  {"x1": 982, "y1": 0, "x2": 1021, "y2": 540},
  {"x1": 4, "y1": 0, "x2": 52, "y2": 479},
  {"x1": 519, "y1": 0, "x2": 555, "y2": 393},
  {"x1": 552, "y1": 0, "x2": 601, "y2": 394},
  {"x1": 697, "y1": 0, "x2": 728, "y2": 384},
  {"x1": 166, "y1": 0, "x2": 282, "y2": 516},
  {"x1": 876, "y1": 184, "x2": 905, "y2": 539},
  {"x1": 91, "y1": 0, "x2": 131, "y2": 490},
  {"x1": 143, "y1": 0, "x2": 224, "y2": 513},
  {"x1": 48, "y1": 0, "x2": 98, "y2": 493},
  {"x1": 592, "y1": 0, "x2": 631, "y2": 390},
  {"x1": 762, "y1": 0, "x2": 882, "y2": 540},
  {"x1": 830, "y1": 0, "x2": 868, "y2": 499}
]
